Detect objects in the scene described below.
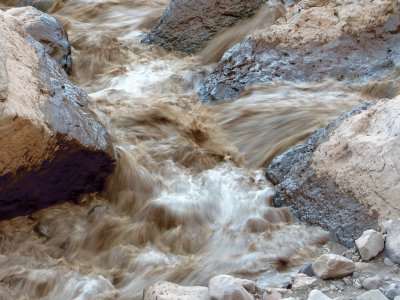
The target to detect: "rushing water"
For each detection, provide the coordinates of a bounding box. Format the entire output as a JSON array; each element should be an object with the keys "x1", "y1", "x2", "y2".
[{"x1": 0, "y1": 0, "x2": 377, "y2": 299}]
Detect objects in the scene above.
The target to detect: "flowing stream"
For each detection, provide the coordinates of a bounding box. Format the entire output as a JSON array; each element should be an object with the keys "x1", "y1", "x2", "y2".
[{"x1": 0, "y1": 0, "x2": 377, "y2": 299}]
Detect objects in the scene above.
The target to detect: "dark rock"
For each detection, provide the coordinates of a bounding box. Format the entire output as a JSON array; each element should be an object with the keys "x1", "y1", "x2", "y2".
[
  {"x1": 16, "y1": 0, "x2": 55, "y2": 12},
  {"x1": 8, "y1": 6, "x2": 72, "y2": 74},
  {"x1": 142, "y1": 0, "x2": 266, "y2": 54},
  {"x1": 299, "y1": 263, "x2": 316, "y2": 277},
  {"x1": 0, "y1": 10, "x2": 114, "y2": 220},
  {"x1": 199, "y1": 22, "x2": 400, "y2": 102},
  {"x1": 266, "y1": 103, "x2": 378, "y2": 247}
]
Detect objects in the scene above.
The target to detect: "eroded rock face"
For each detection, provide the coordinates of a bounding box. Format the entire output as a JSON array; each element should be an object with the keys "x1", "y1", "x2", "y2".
[
  {"x1": 199, "y1": 0, "x2": 399, "y2": 101},
  {"x1": 143, "y1": 282, "x2": 209, "y2": 300},
  {"x1": 142, "y1": 0, "x2": 266, "y2": 54},
  {"x1": 0, "y1": 11, "x2": 114, "y2": 220},
  {"x1": 8, "y1": 6, "x2": 72, "y2": 74},
  {"x1": 267, "y1": 97, "x2": 400, "y2": 247}
]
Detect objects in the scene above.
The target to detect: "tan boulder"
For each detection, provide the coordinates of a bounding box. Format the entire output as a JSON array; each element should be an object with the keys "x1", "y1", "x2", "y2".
[
  {"x1": 312, "y1": 254, "x2": 355, "y2": 279},
  {"x1": 143, "y1": 282, "x2": 209, "y2": 300},
  {"x1": 0, "y1": 10, "x2": 114, "y2": 219}
]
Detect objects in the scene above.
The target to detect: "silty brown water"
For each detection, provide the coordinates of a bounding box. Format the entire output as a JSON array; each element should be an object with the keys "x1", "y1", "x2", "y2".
[{"x1": 0, "y1": 0, "x2": 378, "y2": 299}]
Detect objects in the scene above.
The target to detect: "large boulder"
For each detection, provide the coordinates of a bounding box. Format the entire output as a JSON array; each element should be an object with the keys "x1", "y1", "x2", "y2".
[
  {"x1": 385, "y1": 219, "x2": 400, "y2": 263},
  {"x1": 266, "y1": 97, "x2": 400, "y2": 247},
  {"x1": 7, "y1": 6, "x2": 72, "y2": 74},
  {"x1": 199, "y1": 0, "x2": 399, "y2": 101},
  {"x1": 142, "y1": 0, "x2": 266, "y2": 54},
  {"x1": 0, "y1": 10, "x2": 114, "y2": 220}
]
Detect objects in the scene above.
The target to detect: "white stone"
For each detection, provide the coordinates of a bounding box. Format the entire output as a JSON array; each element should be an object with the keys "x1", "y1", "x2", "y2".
[
  {"x1": 385, "y1": 219, "x2": 400, "y2": 263},
  {"x1": 356, "y1": 289, "x2": 388, "y2": 300},
  {"x1": 209, "y1": 275, "x2": 253, "y2": 300},
  {"x1": 312, "y1": 254, "x2": 355, "y2": 279},
  {"x1": 307, "y1": 290, "x2": 332, "y2": 300},
  {"x1": 356, "y1": 230, "x2": 385, "y2": 261},
  {"x1": 291, "y1": 274, "x2": 318, "y2": 289},
  {"x1": 263, "y1": 289, "x2": 282, "y2": 300},
  {"x1": 384, "y1": 258, "x2": 395, "y2": 266},
  {"x1": 143, "y1": 282, "x2": 209, "y2": 300}
]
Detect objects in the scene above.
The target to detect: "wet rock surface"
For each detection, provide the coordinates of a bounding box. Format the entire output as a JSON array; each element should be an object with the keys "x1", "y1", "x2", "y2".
[
  {"x1": 16, "y1": 0, "x2": 56, "y2": 12},
  {"x1": 8, "y1": 6, "x2": 72, "y2": 74},
  {"x1": 266, "y1": 102, "x2": 378, "y2": 247},
  {"x1": 142, "y1": 0, "x2": 266, "y2": 54},
  {"x1": 0, "y1": 10, "x2": 114, "y2": 220},
  {"x1": 199, "y1": 0, "x2": 399, "y2": 102}
]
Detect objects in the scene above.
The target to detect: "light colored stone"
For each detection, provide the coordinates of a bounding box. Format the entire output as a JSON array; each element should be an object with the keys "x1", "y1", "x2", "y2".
[
  {"x1": 356, "y1": 230, "x2": 385, "y2": 261},
  {"x1": 385, "y1": 219, "x2": 400, "y2": 264},
  {"x1": 312, "y1": 254, "x2": 355, "y2": 279},
  {"x1": 143, "y1": 282, "x2": 209, "y2": 300},
  {"x1": 356, "y1": 289, "x2": 388, "y2": 300},
  {"x1": 209, "y1": 275, "x2": 253, "y2": 300},
  {"x1": 291, "y1": 274, "x2": 318, "y2": 289},
  {"x1": 307, "y1": 290, "x2": 332, "y2": 300},
  {"x1": 362, "y1": 277, "x2": 382, "y2": 291}
]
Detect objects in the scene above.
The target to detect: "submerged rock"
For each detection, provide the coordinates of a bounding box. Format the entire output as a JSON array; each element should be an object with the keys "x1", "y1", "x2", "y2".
[
  {"x1": 199, "y1": 0, "x2": 399, "y2": 101},
  {"x1": 312, "y1": 254, "x2": 355, "y2": 280},
  {"x1": 143, "y1": 282, "x2": 209, "y2": 300},
  {"x1": 267, "y1": 96, "x2": 400, "y2": 247},
  {"x1": 142, "y1": 0, "x2": 266, "y2": 54},
  {"x1": 0, "y1": 11, "x2": 114, "y2": 220},
  {"x1": 8, "y1": 6, "x2": 72, "y2": 74}
]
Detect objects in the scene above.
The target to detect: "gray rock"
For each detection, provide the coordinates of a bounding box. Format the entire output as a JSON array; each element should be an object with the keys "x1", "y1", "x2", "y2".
[
  {"x1": 265, "y1": 102, "x2": 378, "y2": 247},
  {"x1": 199, "y1": 20, "x2": 400, "y2": 102},
  {"x1": 384, "y1": 258, "x2": 395, "y2": 266},
  {"x1": 357, "y1": 290, "x2": 389, "y2": 300},
  {"x1": 143, "y1": 282, "x2": 209, "y2": 300},
  {"x1": 386, "y1": 285, "x2": 400, "y2": 300},
  {"x1": 362, "y1": 277, "x2": 383, "y2": 291},
  {"x1": 385, "y1": 220, "x2": 400, "y2": 264},
  {"x1": 312, "y1": 254, "x2": 355, "y2": 280},
  {"x1": 307, "y1": 290, "x2": 332, "y2": 300},
  {"x1": 355, "y1": 230, "x2": 385, "y2": 261},
  {"x1": 7, "y1": 6, "x2": 72, "y2": 74},
  {"x1": 142, "y1": 0, "x2": 265, "y2": 54},
  {"x1": 16, "y1": 0, "x2": 56, "y2": 12},
  {"x1": 0, "y1": 10, "x2": 114, "y2": 220},
  {"x1": 299, "y1": 263, "x2": 316, "y2": 277}
]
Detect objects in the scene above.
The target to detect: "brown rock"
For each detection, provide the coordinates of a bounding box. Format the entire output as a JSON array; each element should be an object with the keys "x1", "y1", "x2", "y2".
[{"x1": 0, "y1": 10, "x2": 114, "y2": 220}]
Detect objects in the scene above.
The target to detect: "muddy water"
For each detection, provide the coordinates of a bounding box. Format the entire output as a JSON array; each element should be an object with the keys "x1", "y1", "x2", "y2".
[{"x1": 0, "y1": 0, "x2": 376, "y2": 299}]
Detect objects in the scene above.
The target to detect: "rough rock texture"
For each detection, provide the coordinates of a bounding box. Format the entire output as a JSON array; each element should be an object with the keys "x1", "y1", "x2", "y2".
[
  {"x1": 385, "y1": 219, "x2": 400, "y2": 263},
  {"x1": 143, "y1": 282, "x2": 209, "y2": 300},
  {"x1": 266, "y1": 102, "x2": 379, "y2": 247},
  {"x1": 16, "y1": 0, "x2": 56, "y2": 12},
  {"x1": 199, "y1": 0, "x2": 399, "y2": 101},
  {"x1": 362, "y1": 277, "x2": 382, "y2": 291},
  {"x1": 355, "y1": 230, "x2": 385, "y2": 261},
  {"x1": 8, "y1": 6, "x2": 72, "y2": 74},
  {"x1": 142, "y1": 0, "x2": 266, "y2": 54},
  {"x1": 208, "y1": 275, "x2": 254, "y2": 300},
  {"x1": 312, "y1": 254, "x2": 355, "y2": 280},
  {"x1": 0, "y1": 10, "x2": 114, "y2": 220}
]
